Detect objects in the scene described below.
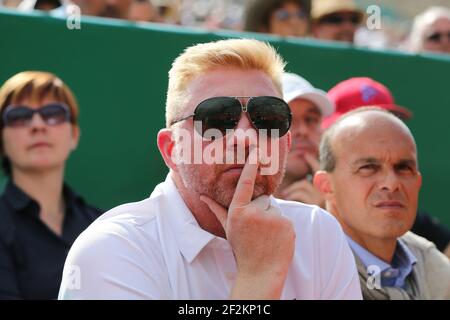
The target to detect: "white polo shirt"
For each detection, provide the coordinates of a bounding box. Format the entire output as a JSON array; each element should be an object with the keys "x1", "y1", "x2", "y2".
[{"x1": 58, "y1": 174, "x2": 362, "y2": 300}]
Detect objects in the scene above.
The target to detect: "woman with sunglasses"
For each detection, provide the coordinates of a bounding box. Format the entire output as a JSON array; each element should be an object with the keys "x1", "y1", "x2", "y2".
[
  {"x1": 408, "y1": 6, "x2": 450, "y2": 55},
  {"x1": 244, "y1": 0, "x2": 311, "y2": 37},
  {"x1": 0, "y1": 71, "x2": 102, "y2": 299}
]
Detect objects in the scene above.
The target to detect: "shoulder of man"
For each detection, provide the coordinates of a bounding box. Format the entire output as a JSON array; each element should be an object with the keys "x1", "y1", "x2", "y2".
[
  {"x1": 401, "y1": 231, "x2": 442, "y2": 252},
  {"x1": 274, "y1": 197, "x2": 337, "y2": 225},
  {"x1": 401, "y1": 231, "x2": 450, "y2": 299}
]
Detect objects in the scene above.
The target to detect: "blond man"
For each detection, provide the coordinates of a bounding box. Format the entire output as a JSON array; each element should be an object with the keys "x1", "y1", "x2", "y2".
[{"x1": 59, "y1": 39, "x2": 361, "y2": 300}]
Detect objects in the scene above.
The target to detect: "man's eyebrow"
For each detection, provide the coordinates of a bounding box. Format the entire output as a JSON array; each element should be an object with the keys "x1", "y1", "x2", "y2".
[
  {"x1": 395, "y1": 159, "x2": 417, "y2": 167},
  {"x1": 352, "y1": 157, "x2": 380, "y2": 166},
  {"x1": 306, "y1": 106, "x2": 321, "y2": 115}
]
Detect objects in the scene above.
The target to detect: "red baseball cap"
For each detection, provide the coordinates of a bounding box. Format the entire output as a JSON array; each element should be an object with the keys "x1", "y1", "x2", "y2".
[{"x1": 322, "y1": 77, "x2": 413, "y2": 129}]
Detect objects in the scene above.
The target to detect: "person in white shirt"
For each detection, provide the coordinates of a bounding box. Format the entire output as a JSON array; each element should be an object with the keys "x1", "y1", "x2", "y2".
[{"x1": 58, "y1": 38, "x2": 362, "y2": 300}]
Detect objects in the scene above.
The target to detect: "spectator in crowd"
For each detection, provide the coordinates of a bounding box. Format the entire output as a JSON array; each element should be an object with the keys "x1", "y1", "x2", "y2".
[
  {"x1": 244, "y1": 0, "x2": 311, "y2": 37},
  {"x1": 52, "y1": 0, "x2": 132, "y2": 19},
  {"x1": 0, "y1": 71, "x2": 102, "y2": 299},
  {"x1": 322, "y1": 77, "x2": 450, "y2": 259},
  {"x1": 18, "y1": 0, "x2": 61, "y2": 11},
  {"x1": 274, "y1": 72, "x2": 334, "y2": 207},
  {"x1": 407, "y1": 6, "x2": 450, "y2": 55},
  {"x1": 128, "y1": 0, "x2": 161, "y2": 23},
  {"x1": 310, "y1": 0, "x2": 364, "y2": 44},
  {"x1": 314, "y1": 107, "x2": 450, "y2": 299},
  {"x1": 322, "y1": 77, "x2": 412, "y2": 130},
  {"x1": 59, "y1": 39, "x2": 361, "y2": 300}
]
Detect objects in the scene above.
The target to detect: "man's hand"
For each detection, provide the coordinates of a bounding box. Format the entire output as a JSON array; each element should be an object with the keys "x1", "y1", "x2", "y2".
[
  {"x1": 280, "y1": 152, "x2": 325, "y2": 207},
  {"x1": 281, "y1": 179, "x2": 325, "y2": 208},
  {"x1": 200, "y1": 150, "x2": 296, "y2": 299}
]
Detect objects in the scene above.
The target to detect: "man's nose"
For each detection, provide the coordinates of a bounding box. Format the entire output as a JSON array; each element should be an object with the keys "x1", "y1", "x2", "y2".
[
  {"x1": 235, "y1": 112, "x2": 254, "y2": 131},
  {"x1": 228, "y1": 112, "x2": 258, "y2": 150},
  {"x1": 291, "y1": 120, "x2": 310, "y2": 137},
  {"x1": 379, "y1": 169, "x2": 401, "y2": 192}
]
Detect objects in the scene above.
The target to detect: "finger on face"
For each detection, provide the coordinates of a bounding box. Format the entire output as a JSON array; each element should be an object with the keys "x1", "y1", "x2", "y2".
[
  {"x1": 199, "y1": 195, "x2": 228, "y2": 229},
  {"x1": 303, "y1": 153, "x2": 320, "y2": 173},
  {"x1": 230, "y1": 148, "x2": 260, "y2": 209}
]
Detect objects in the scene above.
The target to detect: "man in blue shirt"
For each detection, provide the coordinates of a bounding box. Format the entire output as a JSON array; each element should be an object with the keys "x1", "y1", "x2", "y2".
[{"x1": 314, "y1": 107, "x2": 450, "y2": 299}]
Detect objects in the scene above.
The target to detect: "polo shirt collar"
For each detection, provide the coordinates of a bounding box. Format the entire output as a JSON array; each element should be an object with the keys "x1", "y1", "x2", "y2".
[
  {"x1": 161, "y1": 174, "x2": 217, "y2": 263},
  {"x1": 160, "y1": 173, "x2": 281, "y2": 264},
  {"x1": 346, "y1": 235, "x2": 417, "y2": 288},
  {"x1": 2, "y1": 180, "x2": 33, "y2": 212},
  {"x1": 2, "y1": 180, "x2": 81, "y2": 216}
]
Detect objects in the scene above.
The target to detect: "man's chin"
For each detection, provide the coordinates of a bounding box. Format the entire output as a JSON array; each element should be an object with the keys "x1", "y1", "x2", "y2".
[{"x1": 213, "y1": 175, "x2": 269, "y2": 208}]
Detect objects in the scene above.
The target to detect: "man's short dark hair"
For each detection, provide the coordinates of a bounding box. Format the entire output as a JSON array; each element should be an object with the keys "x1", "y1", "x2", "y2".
[{"x1": 319, "y1": 107, "x2": 396, "y2": 172}]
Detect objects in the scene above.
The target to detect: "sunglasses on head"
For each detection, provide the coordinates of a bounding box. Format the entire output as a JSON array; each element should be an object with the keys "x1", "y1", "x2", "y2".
[
  {"x1": 2, "y1": 102, "x2": 71, "y2": 128},
  {"x1": 426, "y1": 31, "x2": 450, "y2": 42},
  {"x1": 319, "y1": 13, "x2": 361, "y2": 25},
  {"x1": 274, "y1": 9, "x2": 307, "y2": 21},
  {"x1": 171, "y1": 96, "x2": 292, "y2": 138}
]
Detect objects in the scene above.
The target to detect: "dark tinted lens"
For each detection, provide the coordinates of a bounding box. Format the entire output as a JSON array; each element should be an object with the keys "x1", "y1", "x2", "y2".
[
  {"x1": 321, "y1": 14, "x2": 343, "y2": 24},
  {"x1": 247, "y1": 96, "x2": 292, "y2": 137},
  {"x1": 40, "y1": 103, "x2": 70, "y2": 125},
  {"x1": 427, "y1": 32, "x2": 441, "y2": 42},
  {"x1": 193, "y1": 97, "x2": 241, "y2": 137},
  {"x1": 322, "y1": 14, "x2": 360, "y2": 25},
  {"x1": 3, "y1": 106, "x2": 33, "y2": 127},
  {"x1": 350, "y1": 14, "x2": 361, "y2": 24}
]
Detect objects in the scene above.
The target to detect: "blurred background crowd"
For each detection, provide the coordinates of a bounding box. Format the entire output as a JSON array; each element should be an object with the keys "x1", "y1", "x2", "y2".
[{"x1": 1, "y1": 0, "x2": 449, "y2": 55}]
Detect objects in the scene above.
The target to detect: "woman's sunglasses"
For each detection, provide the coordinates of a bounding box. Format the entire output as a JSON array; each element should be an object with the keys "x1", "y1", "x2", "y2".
[
  {"x1": 171, "y1": 96, "x2": 292, "y2": 138},
  {"x1": 274, "y1": 9, "x2": 307, "y2": 21},
  {"x1": 2, "y1": 103, "x2": 72, "y2": 128},
  {"x1": 319, "y1": 13, "x2": 361, "y2": 25}
]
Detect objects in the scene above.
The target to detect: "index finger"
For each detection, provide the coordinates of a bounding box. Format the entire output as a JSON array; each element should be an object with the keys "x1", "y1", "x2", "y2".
[{"x1": 230, "y1": 148, "x2": 259, "y2": 208}]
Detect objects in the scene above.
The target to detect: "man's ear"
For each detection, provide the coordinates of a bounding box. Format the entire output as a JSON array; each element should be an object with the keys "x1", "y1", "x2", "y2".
[
  {"x1": 157, "y1": 128, "x2": 178, "y2": 172},
  {"x1": 313, "y1": 170, "x2": 333, "y2": 197},
  {"x1": 286, "y1": 130, "x2": 292, "y2": 151}
]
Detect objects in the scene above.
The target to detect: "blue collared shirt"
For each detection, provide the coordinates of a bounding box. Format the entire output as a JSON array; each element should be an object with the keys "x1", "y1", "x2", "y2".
[{"x1": 346, "y1": 235, "x2": 417, "y2": 288}]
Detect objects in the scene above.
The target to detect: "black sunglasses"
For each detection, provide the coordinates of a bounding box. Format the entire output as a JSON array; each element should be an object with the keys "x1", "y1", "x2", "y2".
[
  {"x1": 426, "y1": 31, "x2": 450, "y2": 42},
  {"x1": 319, "y1": 13, "x2": 361, "y2": 25},
  {"x1": 2, "y1": 102, "x2": 71, "y2": 128},
  {"x1": 171, "y1": 96, "x2": 292, "y2": 138}
]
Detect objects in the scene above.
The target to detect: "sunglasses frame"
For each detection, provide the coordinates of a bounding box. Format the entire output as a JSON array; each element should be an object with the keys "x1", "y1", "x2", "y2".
[
  {"x1": 2, "y1": 102, "x2": 72, "y2": 128},
  {"x1": 319, "y1": 13, "x2": 361, "y2": 25},
  {"x1": 171, "y1": 96, "x2": 292, "y2": 138},
  {"x1": 274, "y1": 9, "x2": 307, "y2": 21}
]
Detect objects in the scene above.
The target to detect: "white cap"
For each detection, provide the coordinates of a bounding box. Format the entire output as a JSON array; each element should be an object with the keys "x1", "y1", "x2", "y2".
[{"x1": 282, "y1": 72, "x2": 334, "y2": 117}]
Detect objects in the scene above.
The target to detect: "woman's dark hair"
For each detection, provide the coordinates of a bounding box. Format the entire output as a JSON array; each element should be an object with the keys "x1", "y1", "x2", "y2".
[{"x1": 244, "y1": 0, "x2": 311, "y2": 32}]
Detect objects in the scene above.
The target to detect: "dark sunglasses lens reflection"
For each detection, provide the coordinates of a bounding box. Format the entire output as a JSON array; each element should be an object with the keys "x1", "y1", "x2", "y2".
[{"x1": 192, "y1": 97, "x2": 291, "y2": 139}]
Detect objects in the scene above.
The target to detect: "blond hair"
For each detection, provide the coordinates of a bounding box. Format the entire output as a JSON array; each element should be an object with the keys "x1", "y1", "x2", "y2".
[{"x1": 166, "y1": 38, "x2": 286, "y2": 127}]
